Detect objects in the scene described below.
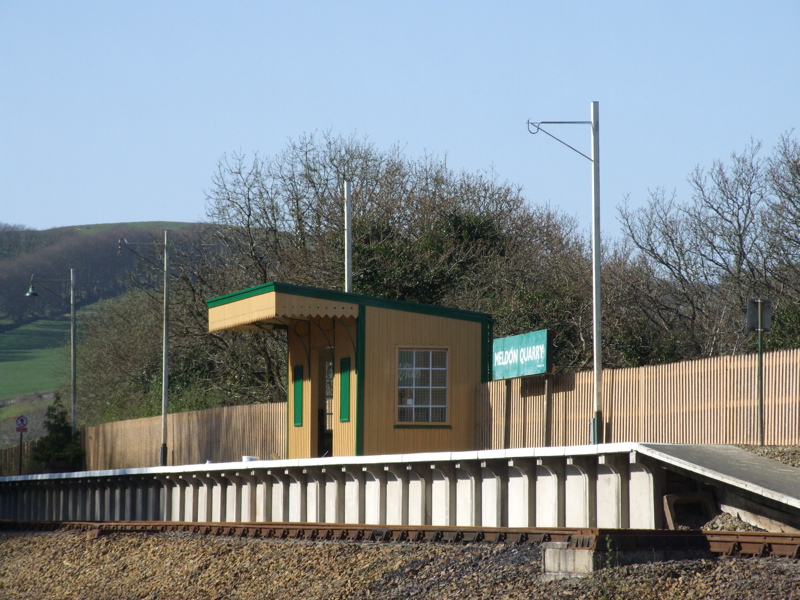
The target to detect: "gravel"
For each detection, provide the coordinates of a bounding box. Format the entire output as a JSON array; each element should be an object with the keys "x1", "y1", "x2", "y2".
[
  {"x1": 2, "y1": 446, "x2": 797, "y2": 598},
  {"x1": 2, "y1": 529, "x2": 800, "y2": 599},
  {"x1": 739, "y1": 445, "x2": 800, "y2": 469}
]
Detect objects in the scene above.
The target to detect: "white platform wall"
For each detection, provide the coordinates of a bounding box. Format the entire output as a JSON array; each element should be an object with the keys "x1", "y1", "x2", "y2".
[{"x1": 0, "y1": 444, "x2": 665, "y2": 529}]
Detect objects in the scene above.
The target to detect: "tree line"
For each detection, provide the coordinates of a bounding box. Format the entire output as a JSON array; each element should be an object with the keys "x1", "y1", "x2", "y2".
[
  {"x1": 62, "y1": 131, "x2": 800, "y2": 426},
  {"x1": 0, "y1": 224, "x2": 200, "y2": 329}
]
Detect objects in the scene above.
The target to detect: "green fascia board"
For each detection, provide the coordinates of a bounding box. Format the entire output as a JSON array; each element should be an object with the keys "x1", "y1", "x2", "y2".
[{"x1": 206, "y1": 281, "x2": 493, "y2": 325}]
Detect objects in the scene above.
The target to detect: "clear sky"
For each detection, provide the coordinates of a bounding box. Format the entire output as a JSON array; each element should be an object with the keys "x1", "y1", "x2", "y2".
[{"x1": 1, "y1": 1, "x2": 798, "y2": 241}]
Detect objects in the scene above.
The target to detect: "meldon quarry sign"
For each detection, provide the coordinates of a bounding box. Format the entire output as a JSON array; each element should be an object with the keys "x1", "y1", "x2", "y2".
[{"x1": 492, "y1": 329, "x2": 551, "y2": 380}]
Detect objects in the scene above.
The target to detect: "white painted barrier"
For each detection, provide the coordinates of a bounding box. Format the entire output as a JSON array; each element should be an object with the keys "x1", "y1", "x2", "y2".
[{"x1": 1, "y1": 444, "x2": 668, "y2": 528}]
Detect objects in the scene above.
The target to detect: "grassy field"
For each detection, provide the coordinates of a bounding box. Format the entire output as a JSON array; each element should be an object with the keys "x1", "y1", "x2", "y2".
[{"x1": 0, "y1": 319, "x2": 71, "y2": 401}]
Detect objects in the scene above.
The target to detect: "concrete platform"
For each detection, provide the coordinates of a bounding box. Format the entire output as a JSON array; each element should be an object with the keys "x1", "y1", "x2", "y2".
[
  {"x1": 635, "y1": 444, "x2": 800, "y2": 531},
  {"x1": 2, "y1": 443, "x2": 800, "y2": 532},
  {"x1": 636, "y1": 445, "x2": 800, "y2": 508}
]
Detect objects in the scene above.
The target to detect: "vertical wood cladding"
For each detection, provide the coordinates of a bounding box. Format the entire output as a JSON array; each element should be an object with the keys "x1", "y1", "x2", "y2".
[
  {"x1": 287, "y1": 316, "x2": 357, "y2": 459},
  {"x1": 477, "y1": 349, "x2": 800, "y2": 448},
  {"x1": 362, "y1": 306, "x2": 483, "y2": 455}
]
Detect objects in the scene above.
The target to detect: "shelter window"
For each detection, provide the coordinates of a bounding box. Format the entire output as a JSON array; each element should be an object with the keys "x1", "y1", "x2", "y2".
[{"x1": 397, "y1": 349, "x2": 448, "y2": 423}]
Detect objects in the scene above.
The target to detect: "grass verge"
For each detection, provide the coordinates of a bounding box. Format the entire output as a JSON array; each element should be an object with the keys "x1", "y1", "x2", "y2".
[{"x1": 0, "y1": 320, "x2": 70, "y2": 400}]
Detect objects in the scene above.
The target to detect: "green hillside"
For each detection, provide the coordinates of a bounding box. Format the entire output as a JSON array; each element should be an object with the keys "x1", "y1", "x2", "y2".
[
  {"x1": 0, "y1": 319, "x2": 71, "y2": 400},
  {"x1": 0, "y1": 220, "x2": 198, "y2": 400}
]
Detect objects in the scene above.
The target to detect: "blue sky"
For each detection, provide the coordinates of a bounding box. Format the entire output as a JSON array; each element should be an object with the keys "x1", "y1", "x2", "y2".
[{"x1": 1, "y1": 1, "x2": 798, "y2": 241}]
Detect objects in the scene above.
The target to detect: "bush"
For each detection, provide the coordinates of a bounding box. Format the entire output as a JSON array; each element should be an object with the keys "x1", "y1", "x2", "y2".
[{"x1": 30, "y1": 397, "x2": 84, "y2": 472}]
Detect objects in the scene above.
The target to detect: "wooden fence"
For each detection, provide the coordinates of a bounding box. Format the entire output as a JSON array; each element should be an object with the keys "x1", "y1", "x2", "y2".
[
  {"x1": 0, "y1": 440, "x2": 34, "y2": 477},
  {"x1": 83, "y1": 402, "x2": 287, "y2": 470},
  {"x1": 3, "y1": 349, "x2": 797, "y2": 473},
  {"x1": 477, "y1": 348, "x2": 800, "y2": 449}
]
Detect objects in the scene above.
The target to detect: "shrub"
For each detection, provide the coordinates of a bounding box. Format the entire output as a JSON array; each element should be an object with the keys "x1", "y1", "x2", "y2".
[{"x1": 30, "y1": 397, "x2": 84, "y2": 472}]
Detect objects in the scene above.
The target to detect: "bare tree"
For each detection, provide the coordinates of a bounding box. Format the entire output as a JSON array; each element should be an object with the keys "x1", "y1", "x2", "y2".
[{"x1": 618, "y1": 134, "x2": 800, "y2": 359}]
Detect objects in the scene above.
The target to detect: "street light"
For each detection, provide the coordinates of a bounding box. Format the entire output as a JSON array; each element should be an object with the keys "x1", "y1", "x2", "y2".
[
  {"x1": 26, "y1": 269, "x2": 77, "y2": 432},
  {"x1": 528, "y1": 101, "x2": 604, "y2": 444},
  {"x1": 119, "y1": 231, "x2": 171, "y2": 466}
]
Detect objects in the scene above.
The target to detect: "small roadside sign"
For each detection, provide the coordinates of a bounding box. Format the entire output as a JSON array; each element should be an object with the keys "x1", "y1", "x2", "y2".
[{"x1": 16, "y1": 415, "x2": 28, "y2": 433}]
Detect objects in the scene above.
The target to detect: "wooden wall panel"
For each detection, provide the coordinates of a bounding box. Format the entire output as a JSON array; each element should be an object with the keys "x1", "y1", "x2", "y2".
[
  {"x1": 332, "y1": 318, "x2": 357, "y2": 457},
  {"x1": 362, "y1": 307, "x2": 482, "y2": 455}
]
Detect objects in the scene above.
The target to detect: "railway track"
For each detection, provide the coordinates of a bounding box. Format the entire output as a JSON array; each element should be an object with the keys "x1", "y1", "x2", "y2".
[{"x1": 2, "y1": 520, "x2": 799, "y2": 559}]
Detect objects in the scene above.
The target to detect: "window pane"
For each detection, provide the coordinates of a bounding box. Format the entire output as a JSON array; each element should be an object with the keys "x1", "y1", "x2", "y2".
[
  {"x1": 398, "y1": 369, "x2": 414, "y2": 386},
  {"x1": 415, "y1": 388, "x2": 430, "y2": 406},
  {"x1": 431, "y1": 351, "x2": 447, "y2": 369},
  {"x1": 399, "y1": 350, "x2": 414, "y2": 369},
  {"x1": 398, "y1": 388, "x2": 414, "y2": 405},
  {"x1": 397, "y1": 348, "x2": 448, "y2": 424},
  {"x1": 432, "y1": 370, "x2": 447, "y2": 387},
  {"x1": 431, "y1": 389, "x2": 447, "y2": 405}
]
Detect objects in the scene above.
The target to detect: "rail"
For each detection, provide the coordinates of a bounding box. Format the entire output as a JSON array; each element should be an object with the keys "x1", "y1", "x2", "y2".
[{"x1": 2, "y1": 520, "x2": 799, "y2": 559}]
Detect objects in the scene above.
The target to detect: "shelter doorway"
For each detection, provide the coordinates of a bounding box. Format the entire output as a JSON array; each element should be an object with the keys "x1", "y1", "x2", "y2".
[{"x1": 317, "y1": 348, "x2": 334, "y2": 457}]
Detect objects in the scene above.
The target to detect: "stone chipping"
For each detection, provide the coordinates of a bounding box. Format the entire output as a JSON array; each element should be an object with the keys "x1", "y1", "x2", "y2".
[
  {"x1": 2, "y1": 529, "x2": 800, "y2": 599},
  {"x1": 3, "y1": 445, "x2": 800, "y2": 598},
  {"x1": 739, "y1": 445, "x2": 800, "y2": 469}
]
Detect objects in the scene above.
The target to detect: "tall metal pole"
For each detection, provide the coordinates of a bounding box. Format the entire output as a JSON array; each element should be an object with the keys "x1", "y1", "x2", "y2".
[
  {"x1": 160, "y1": 230, "x2": 170, "y2": 466},
  {"x1": 757, "y1": 298, "x2": 764, "y2": 446},
  {"x1": 70, "y1": 268, "x2": 77, "y2": 433},
  {"x1": 590, "y1": 101, "x2": 603, "y2": 444},
  {"x1": 526, "y1": 101, "x2": 605, "y2": 444},
  {"x1": 344, "y1": 181, "x2": 353, "y2": 293}
]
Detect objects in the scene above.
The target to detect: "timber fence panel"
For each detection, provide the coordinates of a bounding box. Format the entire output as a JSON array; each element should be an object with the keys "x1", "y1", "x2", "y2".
[
  {"x1": 475, "y1": 380, "x2": 507, "y2": 450},
  {"x1": 509, "y1": 378, "x2": 525, "y2": 448},
  {"x1": 478, "y1": 348, "x2": 799, "y2": 449},
  {"x1": 521, "y1": 376, "x2": 547, "y2": 447},
  {"x1": 604, "y1": 366, "x2": 640, "y2": 443},
  {"x1": 65, "y1": 350, "x2": 800, "y2": 466},
  {"x1": 0, "y1": 440, "x2": 34, "y2": 476},
  {"x1": 83, "y1": 403, "x2": 287, "y2": 471},
  {"x1": 765, "y1": 349, "x2": 800, "y2": 445}
]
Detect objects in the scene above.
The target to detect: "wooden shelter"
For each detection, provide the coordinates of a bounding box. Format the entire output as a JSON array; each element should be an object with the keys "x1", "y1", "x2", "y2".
[{"x1": 207, "y1": 282, "x2": 493, "y2": 458}]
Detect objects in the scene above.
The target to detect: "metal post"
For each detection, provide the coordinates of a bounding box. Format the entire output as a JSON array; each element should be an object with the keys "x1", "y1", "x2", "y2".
[
  {"x1": 344, "y1": 181, "x2": 353, "y2": 293},
  {"x1": 160, "y1": 230, "x2": 170, "y2": 466},
  {"x1": 70, "y1": 268, "x2": 77, "y2": 433},
  {"x1": 18, "y1": 431, "x2": 23, "y2": 476},
  {"x1": 590, "y1": 101, "x2": 603, "y2": 444},
  {"x1": 757, "y1": 299, "x2": 764, "y2": 446},
  {"x1": 526, "y1": 102, "x2": 605, "y2": 444}
]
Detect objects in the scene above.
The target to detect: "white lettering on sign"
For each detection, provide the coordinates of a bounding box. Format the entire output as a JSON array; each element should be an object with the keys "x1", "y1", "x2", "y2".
[
  {"x1": 494, "y1": 344, "x2": 545, "y2": 367},
  {"x1": 494, "y1": 349, "x2": 518, "y2": 366},
  {"x1": 520, "y1": 344, "x2": 545, "y2": 364}
]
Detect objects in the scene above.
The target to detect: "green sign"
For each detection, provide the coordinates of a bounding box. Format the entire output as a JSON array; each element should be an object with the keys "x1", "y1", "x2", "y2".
[{"x1": 492, "y1": 329, "x2": 550, "y2": 380}]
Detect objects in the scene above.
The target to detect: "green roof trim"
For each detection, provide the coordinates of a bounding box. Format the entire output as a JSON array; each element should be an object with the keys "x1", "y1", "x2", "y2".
[{"x1": 206, "y1": 281, "x2": 493, "y2": 324}]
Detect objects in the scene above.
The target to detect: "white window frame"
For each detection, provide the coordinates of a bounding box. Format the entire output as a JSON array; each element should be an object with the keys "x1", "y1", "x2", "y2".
[{"x1": 397, "y1": 348, "x2": 448, "y2": 423}]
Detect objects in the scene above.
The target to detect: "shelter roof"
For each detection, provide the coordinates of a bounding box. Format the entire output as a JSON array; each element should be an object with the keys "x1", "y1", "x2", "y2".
[{"x1": 206, "y1": 281, "x2": 492, "y2": 333}]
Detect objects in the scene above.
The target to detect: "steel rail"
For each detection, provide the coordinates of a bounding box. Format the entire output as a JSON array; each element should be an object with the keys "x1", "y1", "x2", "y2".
[{"x1": 2, "y1": 520, "x2": 799, "y2": 558}]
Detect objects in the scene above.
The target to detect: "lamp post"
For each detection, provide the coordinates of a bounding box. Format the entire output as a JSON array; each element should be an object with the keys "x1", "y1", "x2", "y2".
[
  {"x1": 119, "y1": 231, "x2": 170, "y2": 466},
  {"x1": 746, "y1": 297, "x2": 772, "y2": 446},
  {"x1": 528, "y1": 101, "x2": 604, "y2": 444},
  {"x1": 26, "y1": 269, "x2": 77, "y2": 432}
]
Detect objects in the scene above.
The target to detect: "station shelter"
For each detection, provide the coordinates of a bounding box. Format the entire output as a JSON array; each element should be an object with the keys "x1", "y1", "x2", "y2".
[{"x1": 206, "y1": 282, "x2": 493, "y2": 459}]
